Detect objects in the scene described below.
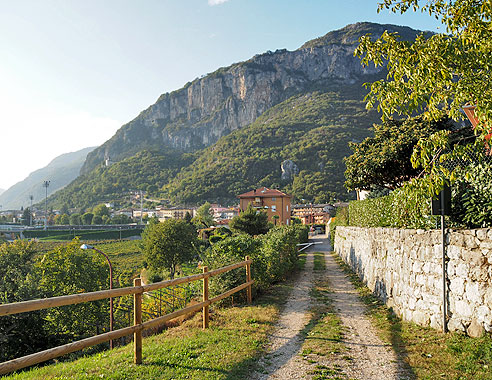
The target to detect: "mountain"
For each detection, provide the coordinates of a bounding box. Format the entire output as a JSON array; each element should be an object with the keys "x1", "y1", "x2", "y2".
[
  {"x1": 48, "y1": 22, "x2": 423, "y2": 209},
  {"x1": 0, "y1": 189, "x2": 4, "y2": 196},
  {"x1": 0, "y1": 147, "x2": 96, "y2": 210}
]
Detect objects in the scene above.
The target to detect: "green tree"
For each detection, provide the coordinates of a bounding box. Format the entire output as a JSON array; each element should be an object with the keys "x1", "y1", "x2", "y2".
[
  {"x1": 111, "y1": 214, "x2": 132, "y2": 224},
  {"x1": 82, "y1": 212, "x2": 94, "y2": 225},
  {"x1": 92, "y1": 215, "x2": 103, "y2": 225},
  {"x1": 93, "y1": 204, "x2": 110, "y2": 218},
  {"x1": 55, "y1": 213, "x2": 70, "y2": 225},
  {"x1": 69, "y1": 213, "x2": 82, "y2": 225},
  {"x1": 229, "y1": 204, "x2": 270, "y2": 236},
  {"x1": 192, "y1": 202, "x2": 214, "y2": 228},
  {"x1": 0, "y1": 241, "x2": 49, "y2": 362},
  {"x1": 355, "y1": 1, "x2": 492, "y2": 195},
  {"x1": 36, "y1": 239, "x2": 108, "y2": 343},
  {"x1": 21, "y1": 208, "x2": 32, "y2": 226},
  {"x1": 141, "y1": 219, "x2": 197, "y2": 279},
  {"x1": 344, "y1": 117, "x2": 460, "y2": 191}
]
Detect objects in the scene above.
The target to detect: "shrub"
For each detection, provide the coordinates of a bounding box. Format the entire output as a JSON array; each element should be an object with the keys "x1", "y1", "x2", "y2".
[
  {"x1": 329, "y1": 206, "x2": 349, "y2": 246},
  {"x1": 204, "y1": 225, "x2": 304, "y2": 303}
]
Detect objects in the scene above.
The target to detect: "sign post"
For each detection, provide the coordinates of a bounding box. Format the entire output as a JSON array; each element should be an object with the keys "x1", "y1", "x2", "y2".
[{"x1": 431, "y1": 185, "x2": 451, "y2": 333}]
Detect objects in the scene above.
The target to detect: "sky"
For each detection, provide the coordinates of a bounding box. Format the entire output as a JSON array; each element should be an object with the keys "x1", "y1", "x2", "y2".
[{"x1": 0, "y1": 0, "x2": 443, "y2": 191}]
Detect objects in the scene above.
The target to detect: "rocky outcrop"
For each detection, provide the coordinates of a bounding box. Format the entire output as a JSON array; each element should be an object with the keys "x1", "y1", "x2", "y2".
[
  {"x1": 81, "y1": 22, "x2": 421, "y2": 174},
  {"x1": 281, "y1": 160, "x2": 299, "y2": 181}
]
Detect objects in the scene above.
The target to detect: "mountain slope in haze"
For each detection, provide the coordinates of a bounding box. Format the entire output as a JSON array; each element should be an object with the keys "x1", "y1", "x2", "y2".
[
  {"x1": 48, "y1": 22, "x2": 424, "y2": 209},
  {"x1": 81, "y1": 22, "x2": 420, "y2": 174},
  {"x1": 50, "y1": 150, "x2": 195, "y2": 209},
  {"x1": 0, "y1": 147, "x2": 96, "y2": 210}
]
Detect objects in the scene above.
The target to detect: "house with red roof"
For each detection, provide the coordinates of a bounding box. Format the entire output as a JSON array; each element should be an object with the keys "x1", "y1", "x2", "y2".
[{"x1": 237, "y1": 187, "x2": 292, "y2": 225}]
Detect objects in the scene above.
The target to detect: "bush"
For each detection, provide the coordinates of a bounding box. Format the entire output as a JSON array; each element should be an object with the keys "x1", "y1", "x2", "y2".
[
  {"x1": 204, "y1": 225, "x2": 304, "y2": 303},
  {"x1": 348, "y1": 189, "x2": 435, "y2": 230},
  {"x1": 329, "y1": 206, "x2": 349, "y2": 246},
  {"x1": 451, "y1": 164, "x2": 492, "y2": 228}
]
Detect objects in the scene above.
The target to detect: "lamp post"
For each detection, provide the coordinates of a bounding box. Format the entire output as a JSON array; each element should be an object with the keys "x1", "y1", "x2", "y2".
[
  {"x1": 80, "y1": 243, "x2": 114, "y2": 349},
  {"x1": 42, "y1": 181, "x2": 50, "y2": 230},
  {"x1": 29, "y1": 195, "x2": 33, "y2": 226}
]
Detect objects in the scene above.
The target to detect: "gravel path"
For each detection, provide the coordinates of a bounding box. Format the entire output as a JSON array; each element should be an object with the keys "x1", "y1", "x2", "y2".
[
  {"x1": 315, "y1": 237, "x2": 407, "y2": 380},
  {"x1": 249, "y1": 236, "x2": 409, "y2": 380},
  {"x1": 249, "y1": 248, "x2": 315, "y2": 380}
]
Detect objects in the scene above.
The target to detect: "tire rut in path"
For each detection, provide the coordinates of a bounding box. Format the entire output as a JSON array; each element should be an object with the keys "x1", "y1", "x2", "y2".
[
  {"x1": 248, "y1": 250, "x2": 315, "y2": 380},
  {"x1": 316, "y1": 238, "x2": 409, "y2": 380}
]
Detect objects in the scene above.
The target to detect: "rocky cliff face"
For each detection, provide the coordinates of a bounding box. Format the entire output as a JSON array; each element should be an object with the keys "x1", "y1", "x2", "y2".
[{"x1": 81, "y1": 22, "x2": 420, "y2": 174}]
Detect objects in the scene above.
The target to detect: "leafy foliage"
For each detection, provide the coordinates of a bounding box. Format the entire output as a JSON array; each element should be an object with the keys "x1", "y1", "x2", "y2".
[
  {"x1": 344, "y1": 117, "x2": 456, "y2": 191},
  {"x1": 192, "y1": 202, "x2": 214, "y2": 228},
  {"x1": 355, "y1": 1, "x2": 492, "y2": 200},
  {"x1": 36, "y1": 240, "x2": 109, "y2": 343},
  {"x1": 0, "y1": 241, "x2": 48, "y2": 362},
  {"x1": 451, "y1": 163, "x2": 492, "y2": 228},
  {"x1": 141, "y1": 219, "x2": 198, "y2": 279},
  {"x1": 229, "y1": 204, "x2": 270, "y2": 236},
  {"x1": 205, "y1": 224, "x2": 308, "y2": 302}
]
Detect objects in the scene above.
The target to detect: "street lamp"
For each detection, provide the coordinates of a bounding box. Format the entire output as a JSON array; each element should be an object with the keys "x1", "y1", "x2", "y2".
[
  {"x1": 80, "y1": 243, "x2": 114, "y2": 349},
  {"x1": 42, "y1": 181, "x2": 50, "y2": 230}
]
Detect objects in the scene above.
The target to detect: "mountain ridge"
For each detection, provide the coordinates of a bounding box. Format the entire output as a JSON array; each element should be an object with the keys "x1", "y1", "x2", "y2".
[
  {"x1": 80, "y1": 22, "x2": 420, "y2": 175},
  {"x1": 47, "y1": 22, "x2": 423, "y2": 209},
  {"x1": 0, "y1": 147, "x2": 96, "y2": 210}
]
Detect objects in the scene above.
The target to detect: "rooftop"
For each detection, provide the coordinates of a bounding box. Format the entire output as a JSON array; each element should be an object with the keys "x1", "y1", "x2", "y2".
[{"x1": 237, "y1": 187, "x2": 291, "y2": 198}]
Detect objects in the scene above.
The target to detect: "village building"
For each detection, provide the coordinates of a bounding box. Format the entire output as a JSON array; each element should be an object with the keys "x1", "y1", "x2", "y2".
[{"x1": 237, "y1": 187, "x2": 291, "y2": 225}]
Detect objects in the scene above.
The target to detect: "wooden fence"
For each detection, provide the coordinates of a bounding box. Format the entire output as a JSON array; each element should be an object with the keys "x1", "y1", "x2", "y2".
[{"x1": 0, "y1": 257, "x2": 253, "y2": 375}]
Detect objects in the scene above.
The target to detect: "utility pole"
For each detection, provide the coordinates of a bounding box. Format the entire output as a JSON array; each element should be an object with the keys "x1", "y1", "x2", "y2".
[
  {"x1": 140, "y1": 190, "x2": 143, "y2": 224},
  {"x1": 29, "y1": 195, "x2": 33, "y2": 226},
  {"x1": 43, "y1": 181, "x2": 50, "y2": 231}
]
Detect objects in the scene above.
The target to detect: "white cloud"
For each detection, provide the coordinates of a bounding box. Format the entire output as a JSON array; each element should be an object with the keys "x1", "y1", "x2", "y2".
[{"x1": 208, "y1": 0, "x2": 230, "y2": 6}]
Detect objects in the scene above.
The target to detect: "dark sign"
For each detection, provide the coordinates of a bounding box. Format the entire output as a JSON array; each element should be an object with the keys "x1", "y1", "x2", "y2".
[{"x1": 431, "y1": 185, "x2": 451, "y2": 216}]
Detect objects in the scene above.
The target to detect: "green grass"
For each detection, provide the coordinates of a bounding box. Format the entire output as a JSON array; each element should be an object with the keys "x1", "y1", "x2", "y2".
[
  {"x1": 330, "y1": 252, "x2": 492, "y2": 380},
  {"x1": 3, "y1": 274, "x2": 297, "y2": 380},
  {"x1": 301, "y1": 280, "x2": 345, "y2": 358},
  {"x1": 297, "y1": 252, "x2": 307, "y2": 270},
  {"x1": 313, "y1": 252, "x2": 326, "y2": 271}
]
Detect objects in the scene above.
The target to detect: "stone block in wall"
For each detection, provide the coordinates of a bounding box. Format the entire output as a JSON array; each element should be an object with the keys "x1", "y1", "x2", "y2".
[
  {"x1": 412, "y1": 310, "x2": 430, "y2": 326},
  {"x1": 449, "y1": 277, "x2": 464, "y2": 295},
  {"x1": 455, "y1": 299, "x2": 473, "y2": 319},
  {"x1": 465, "y1": 282, "x2": 482, "y2": 304},
  {"x1": 447, "y1": 318, "x2": 465, "y2": 332},
  {"x1": 465, "y1": 234, "x2": 480, "y2": 249},
  {"x1": 447, "y1": 245, "x2": 461, "y2": 260},
  {"x1": 476, "y1": 229, "x2": 488, "y2": 241},
  {"x1": 449, "y1": 233, "x2": 465, "y2": 247}
]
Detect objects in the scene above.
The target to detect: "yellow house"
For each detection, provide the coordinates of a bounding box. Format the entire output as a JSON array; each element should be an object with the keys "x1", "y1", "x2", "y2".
[{"x1": 238, "y1": 187, "x2": 292, "y2": 225}]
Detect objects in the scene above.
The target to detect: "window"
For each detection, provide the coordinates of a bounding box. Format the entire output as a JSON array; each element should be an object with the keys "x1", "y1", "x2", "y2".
[
  {"x1": 286, "y1": 205, "x2": 289, "y2": 212},
  {"x1": 255, "y1": 197, "x2": 260, "y2": 203},
  {"x1": 271, "y1": 197, "x2": 276, "y2": 201},
  {"x1": 271, "y1": 205, "x2": 276, "y2": 212}
]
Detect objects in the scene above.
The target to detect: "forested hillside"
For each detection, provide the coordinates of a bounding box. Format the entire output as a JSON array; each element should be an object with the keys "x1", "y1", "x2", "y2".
[
  {"x1": 163, "y1": 88, "x2": 379, "y2": 204},
  {"x1": 45, "y1": 22, "x2": 424, "y2": 209}
]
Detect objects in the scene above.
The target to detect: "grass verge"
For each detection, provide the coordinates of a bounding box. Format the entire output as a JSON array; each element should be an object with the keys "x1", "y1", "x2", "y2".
[
  {"x1": 4, "y1": 279, "x2": 296, "y2": 380},
  {"x1": 330, "y1": 252, "x2": 492, "y2": 380}
]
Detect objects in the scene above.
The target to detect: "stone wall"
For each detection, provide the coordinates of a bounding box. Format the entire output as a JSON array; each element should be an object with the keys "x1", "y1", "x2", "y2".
[{"x1": 334, "y1": 226, "x2": 492, "y2": 337}]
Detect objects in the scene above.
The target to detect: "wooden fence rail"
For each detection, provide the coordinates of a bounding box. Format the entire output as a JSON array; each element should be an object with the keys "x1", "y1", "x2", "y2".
[{"x1": 0, "y1": 257, "x2": 253, "y2": 375}]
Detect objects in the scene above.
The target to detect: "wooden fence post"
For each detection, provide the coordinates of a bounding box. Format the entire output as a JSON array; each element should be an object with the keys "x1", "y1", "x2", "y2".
[
  {"x1": 245, "y1": 256, "x2": 252, "y2": 304},
  {"x1": 133, "y1": 278, "x2": 142, "y2": 364},
  {"x1": 202, "y1": 266, "x2": 209, "y2": 329}
]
